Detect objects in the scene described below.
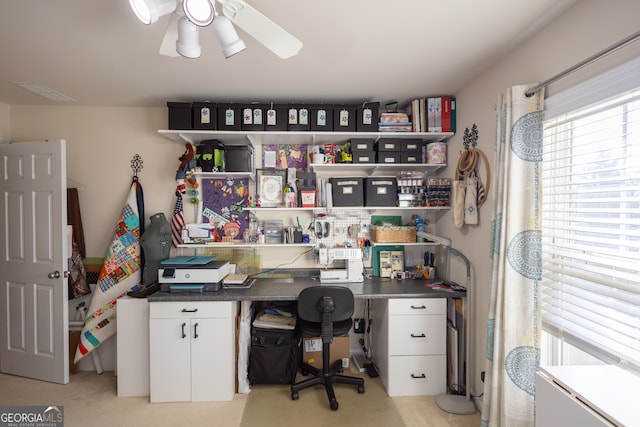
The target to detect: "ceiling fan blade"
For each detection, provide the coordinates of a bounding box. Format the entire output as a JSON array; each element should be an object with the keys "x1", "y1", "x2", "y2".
[
  {"x1": 159, "y1": 12, "x2": 180, "y2": 57},
  {"x1": 218, "y1": 0, "x2": 302, "y2": 59}
]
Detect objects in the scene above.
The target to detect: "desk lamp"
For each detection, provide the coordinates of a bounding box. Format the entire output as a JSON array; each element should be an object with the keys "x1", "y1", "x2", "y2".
[{"x1": 416, "y1": 231, "x2": 476, "y2": 415}]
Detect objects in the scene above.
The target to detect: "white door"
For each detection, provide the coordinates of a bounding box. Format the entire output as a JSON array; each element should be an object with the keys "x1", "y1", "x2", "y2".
[{"x1": 0, "y1": 140, "x2": 69, "y2": 384}]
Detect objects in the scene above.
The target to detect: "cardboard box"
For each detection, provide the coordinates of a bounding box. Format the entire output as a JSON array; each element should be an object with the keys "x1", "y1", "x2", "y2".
[
  {"x1": 309, "y1": 104, "x2": 334, "y2": 132},
  {"x1": 302, "y1": 335, "x2": 350, "y2": 370},
  {"x1": 331, "y1": 177, "x2": 364, "y2": 207},
  {"x1": 365, "y1": 178, "x2": 397, "y2": 207},
  {"x1": 192, "y1": 102, "x2": 216, "y2": 130},
  {"x1": 217, "y1": 103, "x2": 242, "y2": 131},
  {"x1": 167, "y1": 102, "x2": 192, "y2": 130}
]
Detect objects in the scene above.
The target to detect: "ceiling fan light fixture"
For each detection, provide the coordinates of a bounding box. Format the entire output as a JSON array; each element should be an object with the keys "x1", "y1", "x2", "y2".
[
  {"x1": 182, "y1": 0, "x2": 215, "y2": 26},
  {"x1": 176, "y1": 16, "x2": 202, "y2": 58},
  {"x1": 129, "y1": 0, "x2": 176, "y2": 25},
  {"x1": 212, "y1": 15, "x2": 246, "y2": 58}
]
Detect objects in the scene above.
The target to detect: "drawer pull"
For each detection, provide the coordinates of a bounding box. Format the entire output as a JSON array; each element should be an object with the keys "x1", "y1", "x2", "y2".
[
  {"x1": 193, "y1": 322, "x2": 199, "y2": 339},
  {"x1": 181, "y1": 308, "x2": 198, "y2": 313},
  {"x1": 411, "y1": 373, "x2": 426, "y2": 379},
  {"x1": 410, "y1": 333, "x2": 426, "y2": 338},
  {"x1": 181, "y1": 322, "x2": 187, "y2": 339},
  {"x1": 410, "y1": 305, "x2": 426, "y2": 310}
]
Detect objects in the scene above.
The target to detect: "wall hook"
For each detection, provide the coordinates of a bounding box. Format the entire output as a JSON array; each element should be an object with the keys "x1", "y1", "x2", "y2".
[{"x1": 131, "y1": 154, "x2": 143, "y2": 181}]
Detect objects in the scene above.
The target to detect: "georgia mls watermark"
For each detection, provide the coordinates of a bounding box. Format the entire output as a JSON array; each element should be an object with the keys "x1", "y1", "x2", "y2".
[{"x1": 0, "y1": 406, "x2": 63, "y2": 427}]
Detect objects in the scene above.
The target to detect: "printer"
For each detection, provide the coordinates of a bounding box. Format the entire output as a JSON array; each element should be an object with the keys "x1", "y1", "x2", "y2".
[{"x1": 158, "y1": 256, "x2": 232, "y2": 292}]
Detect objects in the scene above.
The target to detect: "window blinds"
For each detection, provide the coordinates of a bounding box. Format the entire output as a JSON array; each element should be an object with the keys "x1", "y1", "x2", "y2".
[{"x1": 541, "y1": 83, "x2": 640, "y2": 370}]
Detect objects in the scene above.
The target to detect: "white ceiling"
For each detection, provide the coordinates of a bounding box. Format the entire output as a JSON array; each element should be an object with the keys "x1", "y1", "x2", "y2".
[{"x1": 0, "y1": 0, "x2": 577, "y2": 108}]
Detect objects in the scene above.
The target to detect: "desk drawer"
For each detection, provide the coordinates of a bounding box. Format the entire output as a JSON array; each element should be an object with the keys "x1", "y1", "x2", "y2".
[
  {"x1": 150, "y1": 301, "x2": 235, "y2": 319},
  {"x1": 389, "y1": 298, "x2": 446, "y2": 316},
  {"x1": 386, "y1": 355, "x2": 446, "y2": 396},
  {"x1": 388, "y1": 314, "x2": 446, "y2": 356}
]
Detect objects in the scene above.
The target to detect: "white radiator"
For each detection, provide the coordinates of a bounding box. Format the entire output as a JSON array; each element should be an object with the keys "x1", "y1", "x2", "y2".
[{"x1": 536, "y1": 366, "x2": 640, "y2": 427}]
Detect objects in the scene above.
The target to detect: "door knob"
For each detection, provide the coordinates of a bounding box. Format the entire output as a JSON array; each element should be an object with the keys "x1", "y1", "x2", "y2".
[{"x1": 48, "y1": 271, "x2": 61, "y2": 279}]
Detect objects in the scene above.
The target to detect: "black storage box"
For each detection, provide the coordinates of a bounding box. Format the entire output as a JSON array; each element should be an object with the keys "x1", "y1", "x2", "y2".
[
  {"x1": 249, "y1": 326, "x2": 300, "y2": 385},
  {"x1": 241, "y1": 103, "x2": 267, "y2": 131},
  {"x1": 352, "y1": 151, "x2": 376, "y2": 164},
  {"x1": 401, "y1": 151, "x2": 423, "y2": 163},
  {"x1": 333, "y1": 104, "x2": 357, "y2": 132},
  {"x1": 349, "y1": 138, "x2": 375, "y2": 152},
  {"x1": 286, "y1": 104, "x2": 311, "y2": 131},
  {"x1": 216, "y1": 103, "x2": 242, "y2": 131},
  {"x1": 264, "y1": 104, "x2": 289, "y2": 131},
  {"x1": 365, "y1": 178, "x2": 398, "y2": 207},
  {"x1": 400, "y1": 139, "x2": 423, "y2": 152},
  {"x1": 356, "y1": 102, "x2": 380, "y2": 132},
  {"x1": 375, "y1": 138, "x2": 402, "y2": 152},
  {"x1": 224, "y1": 145, "x2": 253, "y2": 172},
  {"x1": 377, "y1": 151, "x2": 401, "y2": 164},
  {"x1": 192, "y1": 102, "x2": 217, "y2": 130},
  {"x1": 331, "y1": 177, "x2": 364, "y2": 207},
  {"x1": 309, "y1": 104, "x2": 334, "y2": 132},
  {"x1": 167, "y1": 102, "x2": 192, "y2": 130}
]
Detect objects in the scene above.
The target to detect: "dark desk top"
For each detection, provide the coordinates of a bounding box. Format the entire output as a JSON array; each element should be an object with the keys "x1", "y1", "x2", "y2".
[{"x1": 147, "y1": 274, "x2": 465, "y2": 303}]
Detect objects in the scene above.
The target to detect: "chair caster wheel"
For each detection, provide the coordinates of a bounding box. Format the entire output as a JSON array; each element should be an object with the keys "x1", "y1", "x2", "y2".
[
  {"x1": 291, "y1": 391, "x2": 299, "y2": 400},
  {"x1": 357, "y1": 385, "x2": 365, "y2": 393},
  {"x1": 330, "y1": 399, "x2": 338, "y2": 411}
]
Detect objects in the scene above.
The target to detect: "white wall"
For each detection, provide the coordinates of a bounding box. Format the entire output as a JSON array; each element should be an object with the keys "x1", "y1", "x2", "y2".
[
  {"x1": 439, "y1": 0, "x2": 640, "y2": 397},
  {"x1": 0, "y1": 102, "x2": 9, "y2": 142},
  {"x1": 9, "y1": 106, "x2": 180, "y2": 257},
  {"x1": 6, "y1": 0, "x2": 640, "y2": 394}
]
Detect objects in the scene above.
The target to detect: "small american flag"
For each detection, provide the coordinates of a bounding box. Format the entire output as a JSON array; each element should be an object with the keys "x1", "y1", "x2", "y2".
[{"x1": 171, "y1": 192, "x2": 185, "y2": 247}]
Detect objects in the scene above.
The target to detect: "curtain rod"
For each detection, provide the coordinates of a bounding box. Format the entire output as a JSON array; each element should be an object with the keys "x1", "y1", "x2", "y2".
[{"x1": 525, "y1": 30, "x2": 640, "y2": 97}]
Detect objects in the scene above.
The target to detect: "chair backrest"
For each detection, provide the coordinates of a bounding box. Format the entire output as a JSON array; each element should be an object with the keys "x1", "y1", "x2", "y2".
[{"x1": 297, "y1": 286, "x2": 354, "y2": 324}]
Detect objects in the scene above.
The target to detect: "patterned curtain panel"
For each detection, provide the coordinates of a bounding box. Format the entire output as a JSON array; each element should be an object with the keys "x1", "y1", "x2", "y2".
[{"x1": 481, "y1": 85, "x2": 544, "y2": 427}]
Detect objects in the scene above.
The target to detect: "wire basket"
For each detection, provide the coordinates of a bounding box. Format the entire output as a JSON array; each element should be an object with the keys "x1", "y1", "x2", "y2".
[{"x1": 370, "y1": 225, "x2": 417, "y2": 243}]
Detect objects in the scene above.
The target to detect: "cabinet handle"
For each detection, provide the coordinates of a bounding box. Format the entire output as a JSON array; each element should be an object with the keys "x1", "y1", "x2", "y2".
[
  {"x1": 181, "y1": 322, "x2": 187, "y2": 339},
  {"x1": 410, "y1": 305, "x2": 426, "y2": 310},
  {"x1": 181, "y1": 308, "x2": 198, "y2": 313},
  {"x1": 411, "y1": 373, "x2": 426, "y2": 379},
  {"x1": 193, "y1": 322, "x2": 199, "y2": 339},
  {"x1": 410, "y1": 333, "x2": 426, "y2": 338}
]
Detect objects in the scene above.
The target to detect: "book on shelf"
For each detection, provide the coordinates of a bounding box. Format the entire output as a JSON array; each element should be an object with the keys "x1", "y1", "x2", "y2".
[
  {"x1": 433, "y1": 97, "x2": 442, "y2": 132},
  {"x1": 252, "y1": 310, "x2": 297, "y2": 330},
  {"x1": 427, "y1": 98, "x2": 436, "y2": 132}
]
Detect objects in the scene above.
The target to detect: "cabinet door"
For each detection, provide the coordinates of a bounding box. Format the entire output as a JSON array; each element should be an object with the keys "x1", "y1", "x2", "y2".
[
  {"x1": 149, "y1": 318, "x2": 192, "y2": 402},
  {"x1": 190, "y1": 317, "x2": 235, "y2": 401}
]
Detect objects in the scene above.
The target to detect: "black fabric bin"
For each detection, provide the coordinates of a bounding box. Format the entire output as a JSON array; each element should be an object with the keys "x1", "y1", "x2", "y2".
[{"x1": 249, "y1": 326, "x2": 301, "y2": 385}]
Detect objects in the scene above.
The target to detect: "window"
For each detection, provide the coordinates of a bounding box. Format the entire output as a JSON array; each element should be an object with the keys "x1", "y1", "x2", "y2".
[{"x1": 541, "y1": 66, "x2": 640, "y2": 372}]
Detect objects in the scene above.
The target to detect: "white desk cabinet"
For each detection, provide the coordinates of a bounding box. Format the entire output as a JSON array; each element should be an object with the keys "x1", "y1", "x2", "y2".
[
  {"x1": 149, "y1": 301, "x2": 236, "y2": 402},
  {"x1": 116, "y1": 297, "x2": 150, "y2": 397},
  {"x1": 372, "y1": 298, "x2": 446, "y2": 396}
]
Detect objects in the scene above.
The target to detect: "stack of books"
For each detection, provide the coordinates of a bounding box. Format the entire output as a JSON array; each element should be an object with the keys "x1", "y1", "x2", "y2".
[
  {"x1": 378, "y1": 112, "x2": 412, "y2": 132},
  {"x1": 252, "y1": 307, "x2": 297, "y2": 330},
  {"x1": 409, "y1": 96, "x2": 457, "y2": 133}
]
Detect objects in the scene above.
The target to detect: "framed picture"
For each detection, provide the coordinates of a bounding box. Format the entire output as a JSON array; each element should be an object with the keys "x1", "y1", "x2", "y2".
[{"x1": 256, "y1": 169, "x2": 286, "y2": 207}]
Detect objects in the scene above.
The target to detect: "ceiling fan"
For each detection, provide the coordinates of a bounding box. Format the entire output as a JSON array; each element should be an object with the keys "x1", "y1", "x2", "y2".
[{"x1": 129, "y1": 0, "x2": 303, "y2": 59}]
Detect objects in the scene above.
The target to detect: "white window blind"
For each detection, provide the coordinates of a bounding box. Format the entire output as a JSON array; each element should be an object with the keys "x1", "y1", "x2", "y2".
[{"x1": 541, "y1": 76, "x2": 640, "y2": 371}]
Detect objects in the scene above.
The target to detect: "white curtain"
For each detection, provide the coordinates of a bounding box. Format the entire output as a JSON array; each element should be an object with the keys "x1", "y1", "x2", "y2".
[{"x1": 481, "y1": 85, "x2": 544, "y2": 427}]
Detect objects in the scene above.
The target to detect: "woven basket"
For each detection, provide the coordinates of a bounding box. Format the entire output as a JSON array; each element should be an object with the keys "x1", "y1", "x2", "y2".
[{"x1": 370, "y1": 225, "x2": 417, "y2": 243}]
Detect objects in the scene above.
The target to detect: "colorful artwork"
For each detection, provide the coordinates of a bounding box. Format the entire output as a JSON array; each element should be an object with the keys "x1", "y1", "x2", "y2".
[
  {"x1": 201, "y1": 177, "x2": 249, "y2": 239},
  {"x1": 263, "y1": 144, "x2": 308, "y2": 170}
]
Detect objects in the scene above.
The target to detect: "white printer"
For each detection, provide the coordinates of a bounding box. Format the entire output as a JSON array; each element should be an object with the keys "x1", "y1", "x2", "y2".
[{"x1": 158, "y1": 256, "x2": 232, "y2": 292}]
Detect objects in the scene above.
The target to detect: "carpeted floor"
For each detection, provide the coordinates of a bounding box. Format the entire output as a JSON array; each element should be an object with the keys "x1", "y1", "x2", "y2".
[
  {"x1": 0, "y1": 371, "x2": 481, "y2": 427},
  {"x1": 242, "y1": 372, "x2": 402, "y2": 427}
]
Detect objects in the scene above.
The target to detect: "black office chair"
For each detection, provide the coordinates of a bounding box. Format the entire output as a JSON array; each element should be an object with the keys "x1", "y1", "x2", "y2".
[{"x1": 290, "y1": 286, "x2": 365, "y2": 410}]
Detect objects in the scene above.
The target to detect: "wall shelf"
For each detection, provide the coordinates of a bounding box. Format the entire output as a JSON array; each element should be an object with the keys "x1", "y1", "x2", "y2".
[{"x1": 159, "y1": 129, "x2": 454, "y2": 147}]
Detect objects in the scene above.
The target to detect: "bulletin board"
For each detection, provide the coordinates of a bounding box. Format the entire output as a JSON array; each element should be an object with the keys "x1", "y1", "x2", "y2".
[
  {"x1": 261, "y1": 144, "x2": 308, "y2": 170},
  {"x1": 200, "y1": 177, "x2": 250, "y2": 240}
]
